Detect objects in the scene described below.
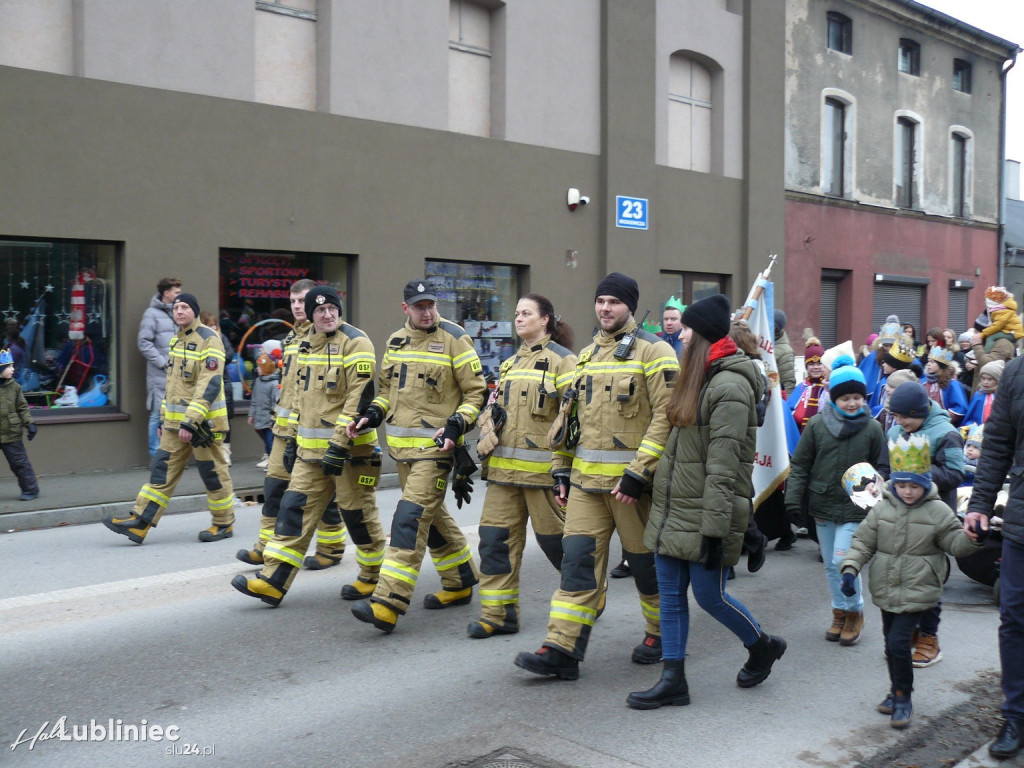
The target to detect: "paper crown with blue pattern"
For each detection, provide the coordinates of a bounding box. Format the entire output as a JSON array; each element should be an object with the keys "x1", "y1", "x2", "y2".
[
  {"x1": 889, "y1": 433, "x2": 932, "y2": 490},
  {"x1": 878, "y1": 322, "x2": 901, "y2": 345},
  {"x1": 842, "y1": 462, "x2": 884, "y2": 509},
  {"x1": 927, "y1": 344, "x2": 954, "y2": 367},
  {"x1": 965, "y1": 423, "x2": 984, "y2": 448},
  {"x1": 0, "y1": 349, "x2": 12, "y2": 368}
]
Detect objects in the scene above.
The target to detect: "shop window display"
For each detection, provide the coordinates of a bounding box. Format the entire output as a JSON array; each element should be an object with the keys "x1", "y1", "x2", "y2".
[
  {"x1": 0, "y1": 238, "x2": 117, "y2": 412},
  {"x1": 425, "y1": 260, "x2": 520, "y2": 379}
]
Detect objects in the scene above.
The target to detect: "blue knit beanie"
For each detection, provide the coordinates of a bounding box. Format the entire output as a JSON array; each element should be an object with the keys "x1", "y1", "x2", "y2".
[{"x1": 829, "y1": 364, "x2": 867, "y2": 401}]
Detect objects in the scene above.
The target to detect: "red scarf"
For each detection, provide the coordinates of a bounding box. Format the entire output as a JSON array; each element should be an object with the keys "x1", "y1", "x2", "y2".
[{"x1": 705, "y1": 337, "x2": 738, "y2": 371}]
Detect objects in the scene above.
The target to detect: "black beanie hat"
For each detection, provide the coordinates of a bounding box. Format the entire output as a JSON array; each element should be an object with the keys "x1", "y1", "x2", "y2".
[
  {"x1": 595, "y1": 272, "x2": 639, "y2": 314},
  {"x1": 681, "y1": 294, "x2": 731, "y2": 343},
  {"x1": 173, "y1": 293, "x2": 200, "y2": 318},
  {"x1": 888, "y1": 381, "x2": 931, "y2": 418},
  {"x1": 304, "y1": 285, "x2": 343, "y2": 321}
]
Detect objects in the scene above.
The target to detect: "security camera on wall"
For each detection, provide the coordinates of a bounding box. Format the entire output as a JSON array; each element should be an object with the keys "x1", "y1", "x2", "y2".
[{"x1": 567, "y1": 188, "x2": 590, "y2": 211}]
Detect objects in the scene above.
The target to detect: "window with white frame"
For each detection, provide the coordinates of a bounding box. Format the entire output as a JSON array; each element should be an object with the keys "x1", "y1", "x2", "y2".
[
  {"x1": 951, "y1": 131, "x2": 971, "y2": 218},
  {"x1": 823, "y1": 96, "x2": 848, "y2": 197},
  {"x1": 668, "y1": 52, "x2": 712, "y2": 173},
  {"x1": 448, "y1": 0, "x2": 492, "y2": 137},
  {"x1": 895, "y1": 116, "x2": 919, "y2": 208}
]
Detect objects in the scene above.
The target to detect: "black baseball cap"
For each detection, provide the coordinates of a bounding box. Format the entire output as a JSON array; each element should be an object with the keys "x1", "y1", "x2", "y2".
[{"x1": 404, "y1": 280, "x2": 437, "y2": 304}]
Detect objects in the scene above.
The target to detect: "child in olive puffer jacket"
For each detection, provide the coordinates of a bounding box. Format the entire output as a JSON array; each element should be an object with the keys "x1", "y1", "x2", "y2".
[{"x1": 0, "y1": 348, "x2": 39, "y2": 500}]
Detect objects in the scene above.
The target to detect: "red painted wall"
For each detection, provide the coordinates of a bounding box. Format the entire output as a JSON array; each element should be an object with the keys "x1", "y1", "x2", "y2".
[{"x1": 784, "y1": 198, "x2": 999, "y2": 348}]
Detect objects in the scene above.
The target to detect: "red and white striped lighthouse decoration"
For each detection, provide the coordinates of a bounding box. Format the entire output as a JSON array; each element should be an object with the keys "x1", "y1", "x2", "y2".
[{"x1": 68, "y1": 272, "x2": 86, "y2": 339}]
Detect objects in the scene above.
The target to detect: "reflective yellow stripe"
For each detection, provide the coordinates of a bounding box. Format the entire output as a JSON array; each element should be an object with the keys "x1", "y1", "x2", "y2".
[
  {"x1": 488, "y1": 456, "x2": 551, "y2": 474},
  {"x1": 480, "y1": 588, "x2": 518, "y2": 606},
  {"x1": 350, "y1": 431, "x2": 376, "y2": 446},
  {"x1": 386, "y1": 435, "x2": 437, "y2": 450},
  {"x1": 209, "y1": 495, "x2": 235, "y2": 511},
  {"x1": 387, "y1": 350, "x2": 452, "y2": 365},
  {"x1": 356, "y1": 548, "x2": 385, "y2": 567},
  {"x1": 504, "y1": 370, "x2": 546, "y2": 382},
  {"x1": 343, "y1": 352, "x2": 375, "y2": 368},
  {"x1": 582, "y1": 361, "x2": 645, "y2": 375},
  {"x1": 638, "y1": 439, "x2": 664, "y2": 459},
  {"x1": 644, "y1": 355, "x2": 680, "y2": 375},
  {"x1": 572, "y1": 458, "x2": 627, "y2": 476},
  {"x1": 432, "y1": 546, "x2": 473, "y2": 571},
  {"x1": 139, "y1": 485, "x2": 170, "y2": 507},
  {"x1": 452, "y1": 349, "x2": 479, "y2": 370},
  {"x1": 381, "y1": 560, "x2": 419, "y2": 586},
  {"x1": 264, "y1": 542, "x2": 303, "y2": 568},
  {"x1": 258, "y1": 526, "x2": 274, "y2": 543},
  {"x1": 316, "y1": 529, "x2": 347, "y2": 545},
  {"x1": 549, "y1": 599, "x2": 597, "y2": 626},
  {"x1": 641, "y1": 599, "x2": 660, "y2": 622},
  {"x1": 371, "y1": 396, "x2": 390, "y2": 410},
  {"x1": 456, "y1": 403, "x2": 481, "y2": 422},
  {"x1": 554, "y1": 371, "x2": 576, "y2": 389}
]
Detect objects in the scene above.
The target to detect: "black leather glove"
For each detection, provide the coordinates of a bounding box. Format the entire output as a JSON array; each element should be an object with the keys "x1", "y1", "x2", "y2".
[
  {"x1": 552, "y1": 470, "x2": 571, "y2": 501},
  {"x1": 359, "y1": 404, "x2": 385, "y2": 430},
  {"x1": 840, "y1": 571, "x2": 857, "y2": 596},
  {"x1": 435, "y1": 414, "x2": 465, "y2": 448},
  {"x1": 25, "y1": 423, "x2": 38, "y2": 441},
  {"x1": 321, "y1": 442, "x2": 349, "y2": 476},
  {"x1": 616, "y1": 472, "x2": 645, "y2": 501},
  {"x1": 700, "y1": 536, "x2": 723, "y2": 571},
  {"x1": 451, "y1": 445, "x2": 477, "y2": 509},
  {"x1": 180, "y1": 420, "x2": 215, "y2": 448},
  {"x1": 282, "y1": 437, "x2": 298, "y2": 473}
]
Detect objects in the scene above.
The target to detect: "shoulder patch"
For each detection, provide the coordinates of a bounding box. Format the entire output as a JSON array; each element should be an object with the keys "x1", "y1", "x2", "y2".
[
  {"x1": 340, "y1": 323, "x2": 367, "y2": 341},
  {"x1": 544, "y1": 341, "x2": 573, "y2": 359},
  {"x1": 635, "y1": 329, "x2": 660, "y2": 344},
  {"x1": 206, "y1": 358, "x2": 219, "y2": 371},
  {"x1": 438, "y1": 319, "x2": 467, "y2": 339},
  {"x1": 195, "y1": 326, "x2": 217, "y2": 341}
]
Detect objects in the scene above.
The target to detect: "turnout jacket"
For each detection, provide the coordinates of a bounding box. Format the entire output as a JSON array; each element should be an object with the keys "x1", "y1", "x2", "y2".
[
  {"x1": 644, "y1": 350, "x2": 761, "y2": 567},
  {"x1": 161, "y1": 319, "x2": 228, "y2": 433},
  {"x1": 554, "y1": 319, "x2": 678, "y2": 493},
  {"x1": 273, "y1": 319, "x2": 311, "y2": 438},
  {"x1": 293, "y1": 323, "x2": 379, "y2": 461},
  {"x1": 485, "y1": 335, "x2": 577, "y2": 488},
  {"x1": 0, "y1": 377, "x2": 33, "y2": 444},
  {"x1": 841, "y1": 484, "x2": 980, "y2": 613},
  {"x1": 370, "y1": 316, "x2": 487, "y2": 462}
]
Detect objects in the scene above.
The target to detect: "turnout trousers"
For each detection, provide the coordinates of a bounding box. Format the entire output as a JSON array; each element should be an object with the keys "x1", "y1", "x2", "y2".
[
  {"x1": 256, "y1": 434, "x2": 347, "y2": 560},
  {"x1": 477, "y1": 483, "x2": 564, "y2": 626},
  {"x1": 370, "y1": 459, "x2": 479, "y2": 614},
  {"x1": 132, "y1": 429, "x2": 235, "y2": 528},
  {"x1": 543, "y1": 489, "x2": 660, "y2": 660},
  {"x1": 259, "y1": 455, "x2": 386, "y2": 594}
]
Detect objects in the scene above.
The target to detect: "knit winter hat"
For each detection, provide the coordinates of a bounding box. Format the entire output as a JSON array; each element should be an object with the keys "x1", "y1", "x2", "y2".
[
  {"x1": 886, "y1": 368, "x2": 919, "y2": 391},
  {"x1": 888, "y1": 381, "x2": 930, "y2": 418},
  {"x1": 877, "y1": 322, "x2": 901, "y2": 346},
  {"x1": 980, "y1": 359, "x2": 1005, "y2": 382},
  {"x1": 804, "y1": 338, "x2": 825, "y2": 364},
  {"x1": 173, "y1": 293, "x2": 201, "y2": 318},
  {"x1": 958, "y1": 331, "x2": 973, "y2": 345},
  {"x1": 595, "y1": 272, "x2": 639, "y2": 314},
  {"x1": 256, "y1": 353, "x2": 277, "y2": 376},
  {"x1": 883, "y1": 337, "x2": 916, "y2": 370},
  {"x1": 774, "y1": 309, "x2": 787, "y2": 332},
  {"x1": 889, "y1": 433, "x2": 932, "y2": 492},
  {"x1": 828, "y1": 363, "x2": 867, "y2": 400},
  {"x1": 681, "y1": 294, "x2": 731, "y2": 343},
  {"x1": 305, "y1": 285, "x2": 343, "y2": 321}
]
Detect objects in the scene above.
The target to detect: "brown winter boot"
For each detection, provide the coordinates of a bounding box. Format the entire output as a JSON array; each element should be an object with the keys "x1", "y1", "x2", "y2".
[
  {"x1": 826, "y1": 609, "x2": 846, "y2": 642},
  {"x1": 911, "y1": 633, "x2": 942, "y2": 667},
  {"x1": 839, "y1": 611, "x2": 864, "y2": 646}
]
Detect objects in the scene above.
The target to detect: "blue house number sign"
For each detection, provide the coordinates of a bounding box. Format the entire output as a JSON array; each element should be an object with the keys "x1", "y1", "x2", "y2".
[{"x1": 615, "y1": 196, "x2": 648, "y2": 230}]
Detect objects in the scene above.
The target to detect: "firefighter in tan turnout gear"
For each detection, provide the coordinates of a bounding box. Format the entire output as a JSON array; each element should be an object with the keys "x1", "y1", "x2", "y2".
[
  {"x1": 467, "y1": 294, "x2": 577, "y2": 638},
  {"x1": 348, "y1": 279, "x2": 486, "y2": 633},
  {"x1": 104, "y1": 293, "x2": 235, "y2": 543},
  {"x1": 235, "y1": 279, "x2": 348, "y2": 570},
  {"x1": 232, "y1": 286, "x2": 386, "y2": 606},
  {"x1": 514, "y1": 272, "x2": 678, "y2": 679}
]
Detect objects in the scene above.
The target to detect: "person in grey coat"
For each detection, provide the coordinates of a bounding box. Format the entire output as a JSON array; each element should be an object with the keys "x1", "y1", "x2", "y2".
[{"x1": 137, "y1": 277, "x2": 181, "y2": 456}]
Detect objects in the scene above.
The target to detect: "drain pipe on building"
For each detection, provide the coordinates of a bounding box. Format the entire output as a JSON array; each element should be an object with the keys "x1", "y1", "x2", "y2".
[{"x1": 1000, "y1": 49, "x2": 1019, "y2": 288}]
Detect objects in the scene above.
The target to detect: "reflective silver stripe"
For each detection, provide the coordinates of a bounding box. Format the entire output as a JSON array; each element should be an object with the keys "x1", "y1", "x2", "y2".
[
  {"x1": 384, "y1": 425, "x2": 437, "y2": 438},
  {"x1": 164, "y1": 403, "x2": 188, "y2": 414},
  {"x1": 572, "y1": 447, "x2": 637, "y2": 463},
  {"x1": 298, "y1": 426, "x2": 335, "y2": 440},
  {"x1": 491, "y1": 446, "x2": 553, "y2": 462},
  {"x1": 275, "y1": 405, "x2": 291, "y2": 417}
]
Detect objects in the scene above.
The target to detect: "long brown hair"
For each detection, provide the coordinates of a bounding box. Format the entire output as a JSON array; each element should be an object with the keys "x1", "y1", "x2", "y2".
[{"x1": 666, "y1": 333, "x2": 712, "y2": 427}]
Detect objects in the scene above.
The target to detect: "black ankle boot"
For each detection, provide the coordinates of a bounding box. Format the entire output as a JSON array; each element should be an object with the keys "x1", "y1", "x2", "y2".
[
  {"x1": 737, "y1": 633, "x2": 787, "y2": 688},
  {"x1": 627, "y1": 659, "x2": 690, "y2": 710}
]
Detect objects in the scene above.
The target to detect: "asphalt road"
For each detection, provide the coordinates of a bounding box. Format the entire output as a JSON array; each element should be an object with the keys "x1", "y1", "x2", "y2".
[{"x1": 0, "y1": 488, "x2": 1005, "y2": 768}]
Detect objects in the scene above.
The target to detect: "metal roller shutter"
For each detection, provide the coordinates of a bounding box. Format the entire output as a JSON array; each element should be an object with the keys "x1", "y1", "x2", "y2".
[
  {"x1": 948, "y1": 289, "x2": 969, "y2": 334},
  {"x1": 872, "y1": 283, "x2": 923, "y2": 333},
  {"x1": 818, "y1": 279, "x2": 839, "y2": 348}
]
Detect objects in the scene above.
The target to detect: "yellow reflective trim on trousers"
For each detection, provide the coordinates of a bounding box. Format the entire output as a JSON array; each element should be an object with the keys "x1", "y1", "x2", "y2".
[
  {"x1": 264, "y1": 542, "x2": 303, "y2": 568},
  {"x1": 488, "y1": 456, "x2": 551, "y2": 474},
  {"x1": 480, "y1": 588, "x2": 518, "y2": 606},
  {"x1": 572, "y1": 459, "x2": 628, "y2": 476},
  {"x1": 381, "y1": 560, "x2": 419, "y2": 586},
  {"x1": 296, "y1": 437, "x2": 330, "y2": 451},
  {"x1": 432, "y1": 546, "x2": 473, "y2": 571},
  {"x1": 356, "y1": 549, "x2": 385, "y2": 567},
  {"x1": 140, "y1": 485, "x2": 170, "y2": 507},
  {"x1": 641, "y1": 599, "x2": 660, "y2": 622},
  {"x1": 209, "y1": 495, "x2": 235, "y2": 511},
  {"x1": 316, "y1": 529, "x2": 347, "y2": 545},
  {"x1": 258, "y1": 526, "x2": 274, "y2": 543},
  {"x1": 549, "y1": 599, "x2": 597, "y2": 626},
  {"x1": 350, "y1": 431, "x2": 376, "y2": 446}
]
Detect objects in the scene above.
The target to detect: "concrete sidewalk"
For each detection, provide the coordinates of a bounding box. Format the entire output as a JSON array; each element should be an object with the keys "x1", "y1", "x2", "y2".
[{"x1": 0, "y1": 460, "x2": 398, "y2": 533}]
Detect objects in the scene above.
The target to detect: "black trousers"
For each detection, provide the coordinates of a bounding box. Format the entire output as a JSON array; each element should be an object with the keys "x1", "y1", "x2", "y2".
[
  {"x1": 882, "y1": 609, "x2": 924, "y2": 694},
  {"x1": 2, "y1": 440, "x2": 38, "y2": 495}
]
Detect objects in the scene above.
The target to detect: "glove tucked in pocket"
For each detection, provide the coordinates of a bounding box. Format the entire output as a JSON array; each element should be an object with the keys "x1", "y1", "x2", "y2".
[{"x1": 475, "y1": 403, "x2": 507, "y2": 459}]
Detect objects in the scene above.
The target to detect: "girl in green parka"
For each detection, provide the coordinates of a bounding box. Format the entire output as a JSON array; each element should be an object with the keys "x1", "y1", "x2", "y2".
[
  {"x1": 627, "y1": 294, "x2": 786, "y2": 711},
  {"x1": 839, "y1": 437, "x2": 981, "y2": 729},
  {"x1": 785, "y1": 358, "x2": 886, "y2": 648}
]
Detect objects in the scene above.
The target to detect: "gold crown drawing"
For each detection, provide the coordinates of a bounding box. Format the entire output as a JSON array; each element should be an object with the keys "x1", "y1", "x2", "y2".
[
  {"x1": 887, "y1": 336, "x2": 915, "y2": 364},
  {"x1": 888, "y1": 434, "x2": 931, "y2": 475}
]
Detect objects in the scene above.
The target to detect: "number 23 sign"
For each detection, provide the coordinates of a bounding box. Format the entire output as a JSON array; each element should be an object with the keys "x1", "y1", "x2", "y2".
[{"x1": 615, "y1": 196, "x2": 649, "y2": 230}]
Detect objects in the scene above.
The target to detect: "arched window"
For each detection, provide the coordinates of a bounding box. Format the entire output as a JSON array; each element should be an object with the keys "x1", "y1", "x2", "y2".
[{"x1": 668, "y1": 53, "x2": 712, "y2": 172}]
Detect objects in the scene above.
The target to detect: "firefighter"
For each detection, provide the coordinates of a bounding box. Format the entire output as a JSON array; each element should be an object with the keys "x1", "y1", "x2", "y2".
[
  {"x1": 514, "y1": 272, "x2": 678, "y2": 679},
  {"x1": 347, "y1": 279, "x2": 487, "y2": 633},
  {"x1": 231, "y1": 286, "x2": 386, "y2": 606},
  {"x1": 104, "y1": 293, "x2": 235, "y2": 543},
  {"x1": 235, "y1": 278, "x2": 348, "y2": 570},
  {"x1": 467, "y1": 294, "x2": 577, "y2": 638}
]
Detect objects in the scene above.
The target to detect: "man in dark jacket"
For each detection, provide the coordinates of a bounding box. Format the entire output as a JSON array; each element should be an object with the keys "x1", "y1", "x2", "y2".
[{"x1": 965, "y1": 354, "x2": 1024, "y2": 760}]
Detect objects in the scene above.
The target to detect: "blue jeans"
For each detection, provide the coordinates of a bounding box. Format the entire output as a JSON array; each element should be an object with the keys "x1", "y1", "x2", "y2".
[
  {"x1": 147, "y1": 407, "x2": 161, "y2": 457},
  {"x1": 655, "y1": 553, "x2": 762, "y2": 660},
  {"x1": 816, "y1": 520, "x2": 864, "y2": 613},
  {"x1": 256, "y1": 427, "x2": 274, "y2": 454}
]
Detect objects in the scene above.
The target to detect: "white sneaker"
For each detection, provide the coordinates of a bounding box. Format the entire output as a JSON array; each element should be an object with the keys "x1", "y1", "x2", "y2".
[{"x1": 255, "y1": 454, "x2": 269, "y2": 469}]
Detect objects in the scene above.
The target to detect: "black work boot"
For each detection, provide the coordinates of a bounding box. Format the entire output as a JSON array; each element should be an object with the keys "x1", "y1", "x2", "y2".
[
  {"x1": 631, "y1": 632, "x2": 663, "y2": 664},
  {"x1": 514, "y1": 646, "x2": 579, "y2": 680},
  {"x1": 736, "y1": 633, "x2": 787, "y2": 688},
  {"x1": 626, "y1": 659, "x2": 690, "y2": 710},
  {"x1": 990, "y1": 719, "x2": 1023, "y2": 760},
  {"x1": 103, "y1": 513, "x2": 152, "y2": 544}
]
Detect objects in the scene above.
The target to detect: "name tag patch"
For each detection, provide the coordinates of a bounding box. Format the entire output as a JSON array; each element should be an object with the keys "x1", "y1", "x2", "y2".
[{"x1": 428, "y1": 342, "x2": 445, "y2": 353}]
